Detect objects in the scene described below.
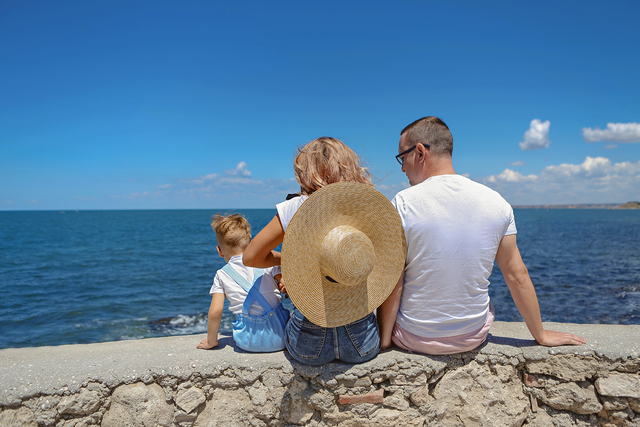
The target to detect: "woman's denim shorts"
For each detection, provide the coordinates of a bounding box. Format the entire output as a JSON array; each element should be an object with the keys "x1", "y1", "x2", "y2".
[{"x1": 284, "y1": 308, "x2": 380, "y2": 365}]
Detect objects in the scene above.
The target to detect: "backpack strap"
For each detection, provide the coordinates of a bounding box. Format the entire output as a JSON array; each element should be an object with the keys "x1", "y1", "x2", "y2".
[
  {"x1": 222, "y1": 264, "x2": 273, "y2": 315},
  {"x1": 221, "y1": 263, "x2": 255, "y2": 292}
]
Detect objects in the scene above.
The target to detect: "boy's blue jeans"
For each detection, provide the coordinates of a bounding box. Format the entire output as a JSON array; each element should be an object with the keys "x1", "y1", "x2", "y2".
[{"x1": 284, "y1": 308, "x2": 380, "y2": 365}]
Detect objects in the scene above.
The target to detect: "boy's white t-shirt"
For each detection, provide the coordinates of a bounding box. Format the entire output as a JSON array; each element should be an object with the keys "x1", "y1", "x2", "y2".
[{"x1": 209, "y1": 254, "x2": 282, "y2": 316}]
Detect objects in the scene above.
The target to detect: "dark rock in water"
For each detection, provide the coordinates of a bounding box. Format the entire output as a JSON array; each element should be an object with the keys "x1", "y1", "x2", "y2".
[{"x1": 149, "y1": 317, "x2": 174, "y2": 325}]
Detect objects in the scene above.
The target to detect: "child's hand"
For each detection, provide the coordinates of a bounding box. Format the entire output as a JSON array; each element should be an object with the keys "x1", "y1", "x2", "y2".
[
  {"x1": 197, "y1": 338, "x2": 218, "y2": 349},
  {"x1": 277, "y1": 276, "x2": 288, "y2": 298}
]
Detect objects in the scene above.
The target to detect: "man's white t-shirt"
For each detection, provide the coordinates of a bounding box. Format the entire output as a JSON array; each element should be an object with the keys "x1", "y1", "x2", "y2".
[
  {"x1": 392, "y1": 174, "x2": 516, "y2": 338},
  {"x1": 209, "y1": 254, "x2": 282, "y2": 316}
]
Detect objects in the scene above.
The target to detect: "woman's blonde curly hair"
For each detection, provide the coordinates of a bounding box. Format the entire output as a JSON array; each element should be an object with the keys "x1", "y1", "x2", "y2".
[{"x1": 294, "y1": 136, "x2": 372, "y2": 196}]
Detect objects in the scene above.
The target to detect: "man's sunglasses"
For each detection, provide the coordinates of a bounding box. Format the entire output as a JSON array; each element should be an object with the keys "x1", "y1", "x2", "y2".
[{"x1": 395, "y1": 143, "x2": 430, "y2": 165}]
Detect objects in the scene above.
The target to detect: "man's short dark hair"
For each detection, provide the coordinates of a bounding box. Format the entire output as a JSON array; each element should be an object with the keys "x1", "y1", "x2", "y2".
[{"x1": 401, "y1": 116, "x2": 453, "y2": 158}]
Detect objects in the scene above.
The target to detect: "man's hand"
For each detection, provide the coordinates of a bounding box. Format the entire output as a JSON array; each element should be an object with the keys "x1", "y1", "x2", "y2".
[
  {"x1": 197, "y1": 338, "x2": 218, "y2": 349},
  {"x1": 536, "y1": 330, "x2": 586, "y2": 347}
]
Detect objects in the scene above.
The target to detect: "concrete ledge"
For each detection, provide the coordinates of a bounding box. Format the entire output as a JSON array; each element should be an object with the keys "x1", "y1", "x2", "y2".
[{"x1": 1, "y1": 321, "x2": 639, "y2": 426}]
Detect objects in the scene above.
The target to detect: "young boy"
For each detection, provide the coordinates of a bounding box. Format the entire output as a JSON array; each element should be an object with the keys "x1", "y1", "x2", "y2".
[{"x1": 197, "y1": 213, "x2": 286, "y2": 351}]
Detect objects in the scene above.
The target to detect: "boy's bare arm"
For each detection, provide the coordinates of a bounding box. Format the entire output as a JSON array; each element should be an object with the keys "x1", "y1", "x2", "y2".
[{"x1": 197, "y1": 294, "x2": 226, "y2": 349}]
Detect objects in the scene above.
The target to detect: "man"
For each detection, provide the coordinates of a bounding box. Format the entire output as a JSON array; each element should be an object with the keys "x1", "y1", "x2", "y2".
[{"x1": 378, "y1": 116, "x2": 585, "y2": 354}]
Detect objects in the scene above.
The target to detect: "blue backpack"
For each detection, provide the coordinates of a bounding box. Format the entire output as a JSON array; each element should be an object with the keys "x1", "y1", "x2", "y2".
[{"x1": 222, "y1": 264, "x2": 290, "y2": 352}]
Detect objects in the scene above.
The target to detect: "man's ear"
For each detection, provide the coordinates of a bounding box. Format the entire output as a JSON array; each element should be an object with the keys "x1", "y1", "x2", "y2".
[
  {"x1": 216, "y1": 245, "x2": 224, "y2": 258},
  {"x1": 416, "y1": 143, "x2": 428, "y2": 162}
]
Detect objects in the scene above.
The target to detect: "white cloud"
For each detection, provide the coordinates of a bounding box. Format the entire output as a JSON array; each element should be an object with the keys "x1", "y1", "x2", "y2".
[
  {"x1": 509, "y1": 160, "x2": 525, "y2": 166},
  {"x1": 223, "y1": 162, "x2": 252, "y2": 177},
  {"x1": 602, "y1": 144, "x2": 618, "y2": 150},
  {"x1": 582, "y1": 122, "x2": 640, "y2": 143},
  {"x1": 482, "y1": 156, "x2": 640, "y2": 205},
  {"x1": 485, "y1": 169, "x2": 537, "y2": 184},
  {"x1": 519, "y1": 119, "x2": 551, "y2": 151},
  {"x1": 613, "y1": 160, "x2": 640, "y2": 175}
]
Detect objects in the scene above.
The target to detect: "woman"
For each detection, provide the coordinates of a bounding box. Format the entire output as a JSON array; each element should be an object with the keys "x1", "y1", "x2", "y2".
[{"x1": 243, "y1": 137, "x2": 381, "y2": 365}]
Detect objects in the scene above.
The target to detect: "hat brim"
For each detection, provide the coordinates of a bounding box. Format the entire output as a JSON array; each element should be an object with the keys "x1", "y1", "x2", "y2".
[{"x1": 282, "y1": 182, "x2": 407, "y2": 327}]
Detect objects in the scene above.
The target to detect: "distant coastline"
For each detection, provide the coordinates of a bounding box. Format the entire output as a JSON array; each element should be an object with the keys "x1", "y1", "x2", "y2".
[{"x1": 513, "y1": 201, "x2": 640, "y2": 210}]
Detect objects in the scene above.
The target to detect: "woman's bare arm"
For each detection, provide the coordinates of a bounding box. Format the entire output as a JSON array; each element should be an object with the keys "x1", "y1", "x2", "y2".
[{"x1": 243, "y1": 214, "x2": 285, "y2": 268}]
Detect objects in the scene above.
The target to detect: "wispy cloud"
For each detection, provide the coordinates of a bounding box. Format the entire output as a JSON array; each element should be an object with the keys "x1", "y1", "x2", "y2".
[
  {"x1": 376, "y1": 182, "x2": 409, "y2": 200},
  {"x1": 483, "y1": 156, "x2": 640, "y2": 204},
  {"x1": 112, "y1": 162, "x2": 298, "y2": 208},
  {"x1": 582, "y1": 122, "x2": 640, "y2": 143},
  {"x1": 186, "y1": 173, "x2": 219, "y2": 184},
  {"x1": 519, "y1": 119, "x2": 551, "y2": 151},
  {"x1": 509, "y1": 160, "x2": 525, "y2": 166}
]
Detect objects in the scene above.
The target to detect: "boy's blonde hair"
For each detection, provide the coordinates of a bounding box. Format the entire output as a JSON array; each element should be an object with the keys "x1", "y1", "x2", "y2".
[
  {"x1": 294, "y1": 136, "x2": 372, "y2": 196},
  {"x1": 211, "y1": 213, "x2": 251, "y2": 253}
]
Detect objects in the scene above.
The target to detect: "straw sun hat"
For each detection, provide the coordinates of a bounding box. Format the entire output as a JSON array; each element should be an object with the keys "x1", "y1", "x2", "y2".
[{"x1": 282, "y1": 182, "x2": 407, "y2": 328}]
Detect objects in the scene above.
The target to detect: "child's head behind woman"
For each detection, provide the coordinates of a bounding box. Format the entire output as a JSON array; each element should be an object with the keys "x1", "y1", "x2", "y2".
[
  {"x1": 294, "y1": 136, "x2": 372, "y2": 196},
  {"x1": 211, "y1": 214, "x2": 251, "y2": 255}
]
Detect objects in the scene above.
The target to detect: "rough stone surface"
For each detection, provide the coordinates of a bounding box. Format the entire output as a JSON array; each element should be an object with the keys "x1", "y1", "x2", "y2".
[
  {"x1": 431, "y1": 361, "x2": 530, "y2": 426},
  {"x1": 531, "y1": 382, "x2": 603, "y2": 414},
  {"x1": 102, "y1": 382, "x2": 173, "y2": 427},
  {"x1": 285, "y1": 379, "x2": 315, "y2": 424},
  {"x1": 0, "y1": 407, "x2": 38, "y2": 427},
  {"x1": 596, "y1": 373, "x2": 640, "y2": 398},
  {"x1": 524, "y1": 409, "x2": 555, "y2": 427},
  {"x1": 1, "y1": 322, "x2": 639, "y2": 426},
  {"x1": 194, "y1": 388, "x2": 255, "y2": 427},
  {"x1": 527, "y1": 354, "x2": 605, "y2": 381},
  {"x1": 175, "y1": 386, "x2": 206, "y2": 413},
  {"x1": 383, "y1": 389, "x2": 410, "y2": 411},
  {"x1": 56, "y1": 388, "x2": 101, "y2": 415}
]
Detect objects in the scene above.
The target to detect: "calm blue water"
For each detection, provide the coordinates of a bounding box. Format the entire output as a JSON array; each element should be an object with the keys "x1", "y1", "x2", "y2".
[{"x1": 1, "y1": 209, "x2": 639, "y2": 349}]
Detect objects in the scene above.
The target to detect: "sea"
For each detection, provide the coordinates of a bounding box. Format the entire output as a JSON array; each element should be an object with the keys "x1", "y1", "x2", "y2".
[{"x1": 1, "y1": 208, "x2": 639, "y2": 350}]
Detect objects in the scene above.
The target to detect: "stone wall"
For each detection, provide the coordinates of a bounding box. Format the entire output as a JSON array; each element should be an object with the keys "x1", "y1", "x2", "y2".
[{"x1": 1, "y1": 321, "x2": 639, "y2": 427}]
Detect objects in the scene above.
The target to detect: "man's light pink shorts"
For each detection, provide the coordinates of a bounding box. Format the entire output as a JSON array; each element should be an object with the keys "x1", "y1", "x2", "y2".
[{"x1": 392, "y1": 304, "x2": 495, "y2": 355}]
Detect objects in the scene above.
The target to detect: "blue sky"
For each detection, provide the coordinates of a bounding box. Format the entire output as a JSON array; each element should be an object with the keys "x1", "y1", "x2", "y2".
[{"x1": 2, "y1": 0, "x2": 639, "y2": 210}]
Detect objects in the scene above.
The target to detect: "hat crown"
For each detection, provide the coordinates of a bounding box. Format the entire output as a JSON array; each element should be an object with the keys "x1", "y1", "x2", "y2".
[{"x1": 318, "y1": 225, "x2": 375, "y2": 287}]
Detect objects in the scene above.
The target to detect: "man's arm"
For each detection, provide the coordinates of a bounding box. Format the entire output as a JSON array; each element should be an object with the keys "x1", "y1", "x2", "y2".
[
  {"x1": 377, "y1": 270, "x2": 404, "y2": 350},
  {"x1": 495, "y1": 234, "x2": 586, "y2": 346}
]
